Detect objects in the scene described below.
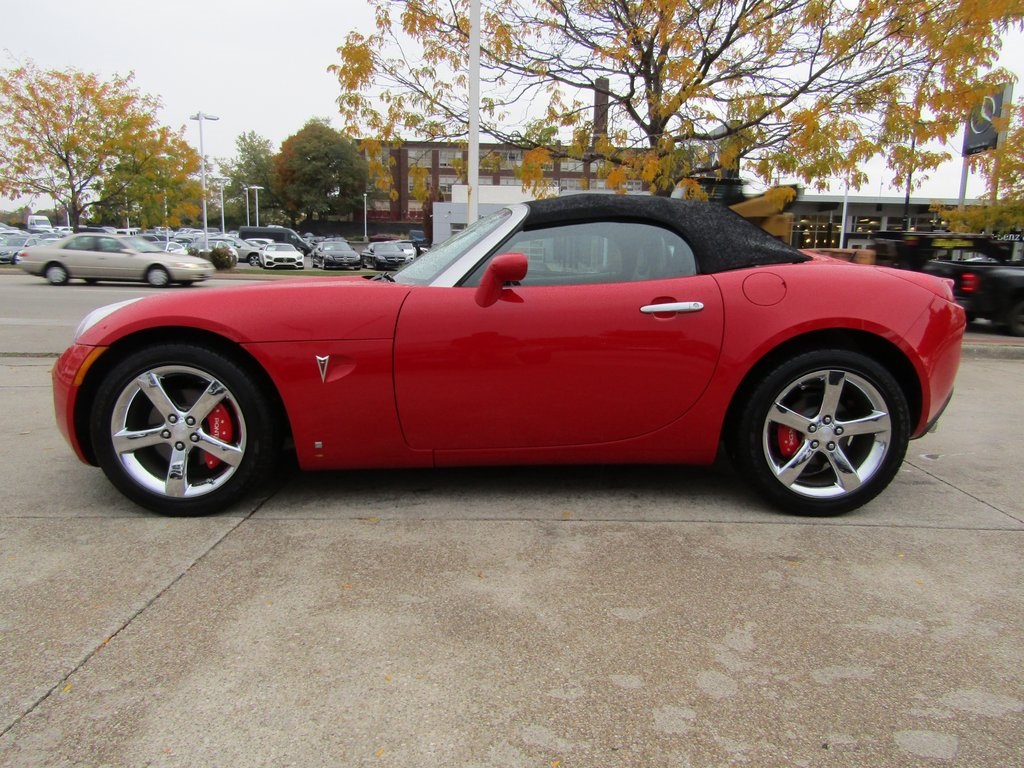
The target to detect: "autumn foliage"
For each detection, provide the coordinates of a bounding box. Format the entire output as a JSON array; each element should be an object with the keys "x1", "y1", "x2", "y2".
[
  {"x1": 331, "y1": 0, "x2": 1022, "y2": 198},
  {"x1": 0, "y1": 60, "x2": 200, "y2": 228}
]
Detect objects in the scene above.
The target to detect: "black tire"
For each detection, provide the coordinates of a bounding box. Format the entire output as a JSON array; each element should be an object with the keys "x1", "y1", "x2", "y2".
[
  {"x1": 45, "y1": 263, "x2": 70, "y2": 285},
  {"x1": 730, "y1": 349, "x2": 910, "y2": 516},
  {"x1": 90, "y1": 344, "x2": 281, "y2": 516},
  {"x1": 1004, "y1": 299, "x2": 1024, "y2": 337},
  {"x1": 247, "y1": 253, "x2": 260, "y2": 267},
  {"x1": 146, "y1": 266, "x2": 170, "y2": 287}
]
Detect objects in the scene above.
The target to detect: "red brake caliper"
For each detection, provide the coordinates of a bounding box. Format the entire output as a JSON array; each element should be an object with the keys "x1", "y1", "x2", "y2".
[
  {"x1": 776, "y1": 425, "x2": 801, "y2": 459},
  {"x1": 202, "y1": 404, "x2": 234, "y2": 469}
]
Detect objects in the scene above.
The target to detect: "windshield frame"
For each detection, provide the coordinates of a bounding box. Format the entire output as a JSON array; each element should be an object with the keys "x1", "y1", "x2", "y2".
[{"x1": 392, "y1": 205, "x2": 526, "y2": 286}]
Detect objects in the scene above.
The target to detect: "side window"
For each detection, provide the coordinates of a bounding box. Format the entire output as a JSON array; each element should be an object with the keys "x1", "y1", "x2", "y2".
[
  {"x1": 98, "y1": 237, "x2": 122, "y2": 253},
  {"x1": 63, "y1": 236, "x2": 94, "y2": 250},
  {"x1": 468, "y1": 221, "x2": 696, "y2": 287}
]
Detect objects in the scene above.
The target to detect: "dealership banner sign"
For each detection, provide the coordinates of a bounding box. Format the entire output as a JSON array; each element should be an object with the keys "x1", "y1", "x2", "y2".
[{"x1": 962, "y1": 86, "x2": 1012, "y2": 156}]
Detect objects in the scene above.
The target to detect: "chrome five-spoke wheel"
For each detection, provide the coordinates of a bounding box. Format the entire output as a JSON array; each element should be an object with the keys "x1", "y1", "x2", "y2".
[
  {"x1": 92, "y1": 345, "x2": 279, "y2": 516},
  {"x1": 762, "y1": 369, "x2": 892, "y2": 499},
  {"x1": 733, "y1": 349, "x2": 910, "y2": 515},
  {"x1": 109, "y1": 364, "x2": 247, "y2": 499}
]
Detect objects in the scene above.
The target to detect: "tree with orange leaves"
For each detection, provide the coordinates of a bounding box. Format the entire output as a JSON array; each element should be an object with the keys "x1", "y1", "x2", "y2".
[{"x1": 332, "y1": 0, "x2": 1021, "y2": 199}]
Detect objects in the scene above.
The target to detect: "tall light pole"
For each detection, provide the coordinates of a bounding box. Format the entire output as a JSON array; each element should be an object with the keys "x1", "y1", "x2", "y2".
[
  {"x1": 190, "y1": 111, "x2": 220, "y2": 250},
  {"x1": 467, "y1": 0, "x2": 481, "y2": 225},
  {"x1": 212, "y1": 177, "x2": 228, "y2": 234},
  {"x1": 363, "y1": 192, "x2": 368, "y2": 241},
  {"x1": 902, "y1": 119, "x2": 928, "y2": 232},
  {"x1": 249, "y1": 185, "x2": 264, "y2": 226},
  {"x1": 242, "y1": 185, "x2": 251, "y2": 226},
  {"x1": 902, "y1": 132, "x2": 918, "y2": 232}
]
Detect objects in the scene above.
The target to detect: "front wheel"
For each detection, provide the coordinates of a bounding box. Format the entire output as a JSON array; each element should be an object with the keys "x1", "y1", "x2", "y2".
[
  {"x1": 90, "y1": 344, "x2": 281, "y2": 516},
  {"x1": 247, "y1": 253, "x2": 260, "y2": 267},
  {"x1": 146, "y1": 266, "x2": 170, "y2": 287},
  {"x1": 730, "y1": 349, "x2": 910, "y2": 516}
]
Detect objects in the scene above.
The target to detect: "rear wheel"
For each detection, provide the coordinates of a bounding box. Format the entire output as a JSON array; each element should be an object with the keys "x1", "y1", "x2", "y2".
[
  {"x1": 45, "y1": 263, "x2": 70, "y2": 285},
  {"x1": 91, "y1": 344, "x2": 280, "y2": 516},
  {"x1": 247, "y1": 253, "x2": 260, "y2": 267},
  {"x1": 731, "y1": 349, "x2": 910, "y2": 515},
  {"x1": 1004, "y1": 299, "x2": 1024, "y2": 337}
]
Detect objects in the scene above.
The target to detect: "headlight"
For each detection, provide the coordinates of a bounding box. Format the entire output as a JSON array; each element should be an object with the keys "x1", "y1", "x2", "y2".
[
  {"x1": 173, "y1": 262, "x2": 204, "y2": 269},
  {"x1": 74, "y1": 298, "x2": 144, "y2": 340}
]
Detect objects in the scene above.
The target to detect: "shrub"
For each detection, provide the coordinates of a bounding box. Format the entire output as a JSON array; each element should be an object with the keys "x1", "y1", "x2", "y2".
[{"x1": 189, "y1": 244, "x2": 235, "y2": 271}]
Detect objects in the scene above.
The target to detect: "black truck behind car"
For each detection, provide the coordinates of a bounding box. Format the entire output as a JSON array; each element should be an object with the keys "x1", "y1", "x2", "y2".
[{"x1": 871, "y1": 232, "x2": 1024, "y2": 335}]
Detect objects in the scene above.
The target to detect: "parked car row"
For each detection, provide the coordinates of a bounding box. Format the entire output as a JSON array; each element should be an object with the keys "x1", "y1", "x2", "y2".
[{"x1": 5, "y1": 223, "x2": 427, "y2": 277}]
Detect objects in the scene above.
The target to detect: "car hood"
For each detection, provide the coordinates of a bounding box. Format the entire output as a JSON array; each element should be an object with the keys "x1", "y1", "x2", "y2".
[{"x1": 77, "y1": 277, "x2": 412, "y2": 346}]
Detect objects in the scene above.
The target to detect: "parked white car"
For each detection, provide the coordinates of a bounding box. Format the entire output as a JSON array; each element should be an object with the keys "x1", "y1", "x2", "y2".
[{"x1": 259, "y1": 242, "x2": 305, "y2": 270}]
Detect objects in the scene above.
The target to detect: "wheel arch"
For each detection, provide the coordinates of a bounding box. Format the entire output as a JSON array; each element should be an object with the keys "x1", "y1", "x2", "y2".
[
  {"x1": 722, "y1": 328, "x2": 922, "y2": 452},
  {"x1": 72, "y1": 327, "x2": 290, "y2": 465}
]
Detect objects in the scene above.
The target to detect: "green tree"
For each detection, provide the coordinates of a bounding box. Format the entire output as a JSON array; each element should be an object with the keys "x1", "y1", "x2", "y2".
[
  {"x1": 218, "y1": 130, "x2": 278, "y2": 225},
  {"x1": 272, "y1": 119, "x2": 368, "y2": 227},
  {"x1": 0, "y1": 60, "x2": 201, "y2": 228},
  {"x1": 332, "y1": 0, "x2": 1021, "y2": 197}
]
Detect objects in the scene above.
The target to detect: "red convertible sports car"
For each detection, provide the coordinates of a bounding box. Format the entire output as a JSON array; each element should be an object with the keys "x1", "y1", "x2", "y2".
[{"x1": 52, "y1": 195, "x2": 965, "y2": 517}]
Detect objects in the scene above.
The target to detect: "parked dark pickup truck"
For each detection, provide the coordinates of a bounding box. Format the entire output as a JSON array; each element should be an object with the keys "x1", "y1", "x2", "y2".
[{"x1": 872, "y1": 232, "x2": 1024, "y2": 335}]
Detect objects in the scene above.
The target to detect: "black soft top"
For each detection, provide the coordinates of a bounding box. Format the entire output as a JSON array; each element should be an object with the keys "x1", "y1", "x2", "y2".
[{"x1": 523, "y1": 194, "x2": 808, "y2": 273}]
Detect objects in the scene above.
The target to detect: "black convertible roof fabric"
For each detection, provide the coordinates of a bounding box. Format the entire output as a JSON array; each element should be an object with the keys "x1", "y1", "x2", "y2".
[{"x1": 523, "y1": 194, "x2": 809, "y2": 273}]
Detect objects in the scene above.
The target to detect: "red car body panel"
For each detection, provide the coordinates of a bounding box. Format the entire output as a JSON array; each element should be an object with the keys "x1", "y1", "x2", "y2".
[
  {"x1": 394, "y1": 275, "x2": 725, "y2": 451},
  {"x1": 55, "y1": 255, "x2": 964, "y2": 474}
]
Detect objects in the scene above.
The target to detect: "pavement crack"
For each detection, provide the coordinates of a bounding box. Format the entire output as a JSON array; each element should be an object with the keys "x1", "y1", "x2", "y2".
[
  {"x1": 0, "y1": 496, "x2": 274, "y2": 742},
  {"x1": 904, "y1": 458, "x2": 1024, "y2": 525}
]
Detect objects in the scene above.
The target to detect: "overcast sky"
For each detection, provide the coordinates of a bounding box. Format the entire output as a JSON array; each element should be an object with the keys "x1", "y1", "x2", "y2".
[{"x1": 3, "y1": 1, "x2": 1023, "y2": 205}]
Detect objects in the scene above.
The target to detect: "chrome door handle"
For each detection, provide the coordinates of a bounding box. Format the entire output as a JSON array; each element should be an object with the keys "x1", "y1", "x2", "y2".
[{"x1": 640, "y1": 301, "x2": 704, "y2": 314}]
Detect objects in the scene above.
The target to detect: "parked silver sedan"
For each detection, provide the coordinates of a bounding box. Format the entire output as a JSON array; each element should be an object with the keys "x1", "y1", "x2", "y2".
[{"x1": 17, "y1": 233, "x2": 214, "y2": 286}]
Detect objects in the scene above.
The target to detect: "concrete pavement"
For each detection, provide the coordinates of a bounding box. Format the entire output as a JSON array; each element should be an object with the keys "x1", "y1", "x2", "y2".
[{"x1": 1, "y1": 350, "x2": 1022, "y2": 767}]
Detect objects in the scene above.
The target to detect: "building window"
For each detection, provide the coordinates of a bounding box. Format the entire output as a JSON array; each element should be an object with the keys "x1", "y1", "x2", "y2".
[
  {"x1": 439, "y1": 149, "x2": 460, "y2": 168},
  {"x1": 853, "y1": 216, "x2": 882, "y2": 234},
  {"x1": 501, "y1": 150, "x2": 522, "y2": 169},
  {"x1": 407, "y1": 148, "x2": 432, "y2": 169},
  {"x1": 794, "y1": 213, "x2": 843, "y2": 248}
]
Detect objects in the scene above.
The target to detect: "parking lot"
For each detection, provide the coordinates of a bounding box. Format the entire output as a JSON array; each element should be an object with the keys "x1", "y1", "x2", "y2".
[{"x1": 1, "y1": 273, "x2": 1022, "y2": 767}]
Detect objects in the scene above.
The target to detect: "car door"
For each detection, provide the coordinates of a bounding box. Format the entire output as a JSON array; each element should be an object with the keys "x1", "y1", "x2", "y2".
[
  {"x1": 393, "y1": 219, "x2": 724, "y2": 451},
  {"x1": 58, "y1": 235, "x2": 103, "y2": 277},
  {"x1": 95, "y1": 236, "x2": 143, "y2": 280}
]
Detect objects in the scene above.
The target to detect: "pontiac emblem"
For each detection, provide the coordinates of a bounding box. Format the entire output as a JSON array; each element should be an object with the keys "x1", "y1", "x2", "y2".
[{"x1": 316, "y1": 355, "x2": 330, "y2": 383}]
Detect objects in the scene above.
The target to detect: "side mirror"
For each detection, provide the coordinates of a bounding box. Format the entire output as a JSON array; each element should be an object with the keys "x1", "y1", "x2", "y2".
[{"x1": 475, "y1": 252, "x2": 528, "y2": 307}]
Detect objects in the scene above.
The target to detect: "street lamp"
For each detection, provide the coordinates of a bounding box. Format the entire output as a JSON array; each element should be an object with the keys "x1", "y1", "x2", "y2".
[
  {"x1": 189, "y1": 111, "x2": 220, "y2": 250},
  {"x1": 363, "y1": 192, "x2": 368, "y2": 241},
  {"x1": 249, "y1": 185, "x2": 264, "y2": 226},
  {"x1": 212, "y1": 177, "x2": 228, "y2": 235},
  {"x1": 242, "y1": 185, "x2": 251, "y2": 226}
]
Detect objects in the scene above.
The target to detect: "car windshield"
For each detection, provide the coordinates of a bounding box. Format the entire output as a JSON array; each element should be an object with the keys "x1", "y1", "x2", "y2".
[
  {"x1": 2, "y1": 234, "x2": 29, "y2": 245},
  {"x1": 123, "y1": 236, "x2": 165, "y2": 253},
  {"x1": 394, "y1": 209, "x2": 512, "y2": 285}
]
